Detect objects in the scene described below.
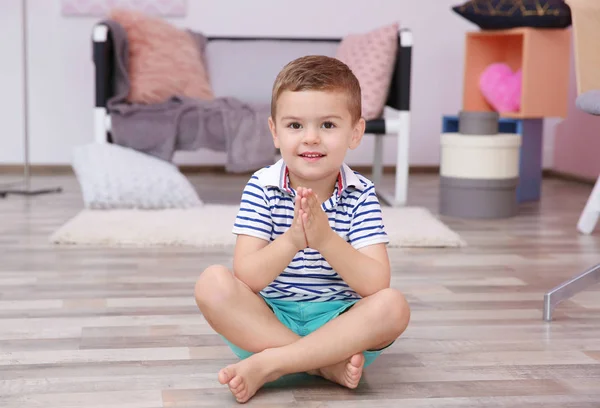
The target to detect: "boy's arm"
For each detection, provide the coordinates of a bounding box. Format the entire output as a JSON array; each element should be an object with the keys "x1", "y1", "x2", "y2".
[
  {"x1": 232, "y1": 231, "x2": 299, "y2": 293},
  {"x1": 231, "y1": 179, "x2": 307, "y2": 293},
  {"x1": 318, "y1": 236, "x2": 390, "y2": 297}
]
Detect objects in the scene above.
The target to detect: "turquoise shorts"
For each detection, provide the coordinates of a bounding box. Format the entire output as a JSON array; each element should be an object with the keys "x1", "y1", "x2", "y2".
[{"x1": 222, "y1": 296, "x2": 392, "y2": 368}]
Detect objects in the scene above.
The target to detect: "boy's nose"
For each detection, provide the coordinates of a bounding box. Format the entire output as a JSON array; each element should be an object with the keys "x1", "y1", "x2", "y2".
[{"x1": 303, "y1": 129, "x2": 320, "y2": 144}]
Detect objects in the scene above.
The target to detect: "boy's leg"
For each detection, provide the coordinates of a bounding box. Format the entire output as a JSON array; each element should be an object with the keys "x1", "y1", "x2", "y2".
[
  {"x1": 218, "y1": 287, "x2": 410, "y2": 403},
  {"x1": 194, "y1": 264, "x2": 300, "y2": 352},
  {"x1": 195, "y1": 265, "x2": 384, "y2": 383}
]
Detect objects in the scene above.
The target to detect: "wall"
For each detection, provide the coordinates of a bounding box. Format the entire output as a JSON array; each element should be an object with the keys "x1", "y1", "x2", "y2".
[
  {"x1": 553, "y1": 47, "x2": 600, "y2": 181},
  {"x1": 3, "y1": 0, "x2": 558, "y2": 169}
]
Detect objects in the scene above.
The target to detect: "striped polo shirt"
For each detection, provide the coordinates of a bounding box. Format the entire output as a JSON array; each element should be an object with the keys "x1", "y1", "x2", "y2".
[{"x1": 232, "y1": 159, "x2": 389, "y2": 302}]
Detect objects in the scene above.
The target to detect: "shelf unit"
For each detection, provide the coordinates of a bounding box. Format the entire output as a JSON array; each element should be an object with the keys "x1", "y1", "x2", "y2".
[{"x1": 462, "y1": 27, "x2": 571, "y2": 119}]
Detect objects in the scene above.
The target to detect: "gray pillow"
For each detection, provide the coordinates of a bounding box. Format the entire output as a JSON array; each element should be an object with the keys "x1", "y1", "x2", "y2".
[
  {"x1": 72, "y1": 143, "x2": 202, "y2": 209},
  {"x1": 576, "y1": 90, "x2": 600, "y2": 116}
]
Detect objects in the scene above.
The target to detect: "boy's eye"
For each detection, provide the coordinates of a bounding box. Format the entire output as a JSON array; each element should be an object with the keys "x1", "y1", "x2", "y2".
[
  {"x1": 288, "y1": 122, "x2": 302, "y2": 130},
  {"x1": 322, "y1": 122, "x2": 335, "y2": 129}
]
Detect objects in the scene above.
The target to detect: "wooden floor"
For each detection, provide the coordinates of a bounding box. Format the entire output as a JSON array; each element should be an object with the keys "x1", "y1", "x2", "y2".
[{"x1": 1, "y1": 173, "x2": 599, "y2": 407}]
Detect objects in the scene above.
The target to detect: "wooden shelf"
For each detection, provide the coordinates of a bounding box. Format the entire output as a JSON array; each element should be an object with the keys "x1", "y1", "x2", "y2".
[
  {"x1": 463, "y1": 27, "x2": 572, "y2": 119},
  {"x1": 501, "y1": 111, "x2": 528, "y2": 119}
]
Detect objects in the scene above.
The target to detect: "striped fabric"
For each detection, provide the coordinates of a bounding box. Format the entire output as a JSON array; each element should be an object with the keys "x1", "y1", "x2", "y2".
[{"x1": 232, "y1": 159, "x2": 389, "y2": 302}]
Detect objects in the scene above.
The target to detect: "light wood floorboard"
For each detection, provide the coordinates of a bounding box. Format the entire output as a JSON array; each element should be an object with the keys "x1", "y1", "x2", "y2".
[{"x1": 0, "y1": 173, "x2": 599, "y2": 407}]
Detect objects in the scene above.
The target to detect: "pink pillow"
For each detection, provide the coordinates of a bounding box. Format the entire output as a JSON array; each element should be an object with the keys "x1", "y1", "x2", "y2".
[
  {"x1": 336, "y1": 22, "x2": 399, "y2": 120},
  {"x1": 479, "y1": 63, "x2": 522, "y2": 113},
  {"x1": 109, "y1": 8, "x2": 214, "y2": 104}
]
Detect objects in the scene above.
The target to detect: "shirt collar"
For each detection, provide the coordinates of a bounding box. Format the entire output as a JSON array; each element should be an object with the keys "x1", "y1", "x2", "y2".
[{"x1": 257, "y1": 158, "x2": 362, "y2": 197}]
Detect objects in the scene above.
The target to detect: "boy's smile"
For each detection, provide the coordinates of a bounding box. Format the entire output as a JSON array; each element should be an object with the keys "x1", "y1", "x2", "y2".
[
  {"x1": 299, "y1": 151, "x2": 326, "y2": 163},
  {"x1": 268, "y1": 89, "x2": 365, "y2": 195}
]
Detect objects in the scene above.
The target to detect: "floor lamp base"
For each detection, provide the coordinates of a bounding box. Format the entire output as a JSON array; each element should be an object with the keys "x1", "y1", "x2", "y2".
[{"x1": 0, "y1": 186, "x2": 62, "y2": 198}]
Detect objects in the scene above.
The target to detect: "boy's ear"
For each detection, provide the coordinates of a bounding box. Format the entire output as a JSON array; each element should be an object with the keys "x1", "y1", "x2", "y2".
[
  {"x1": 349, "y1": 117, "x2": 365, "y2": 150},
  {"x1": 268, "y1": 116, "x2": 280, "y2": 148}
]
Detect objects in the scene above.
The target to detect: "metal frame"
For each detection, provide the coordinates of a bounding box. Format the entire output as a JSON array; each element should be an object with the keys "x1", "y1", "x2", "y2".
[
  {"x1": 542, "y1": 0, "x2": 600, "y2": 321},
  {"x1": 544, "y1": 263, "x2": 600, "y2": 321},
  {"x1": 544, "y1": 176, "x2": 600, "y2": 321},
  {"x1": 92, "y1": 23, "x2": 413, "y2": 206}
]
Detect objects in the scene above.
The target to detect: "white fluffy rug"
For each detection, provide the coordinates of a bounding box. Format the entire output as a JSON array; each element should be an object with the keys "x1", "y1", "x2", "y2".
[{"x1": 50, "y1": 205, "x2": 466, "y2": 249}]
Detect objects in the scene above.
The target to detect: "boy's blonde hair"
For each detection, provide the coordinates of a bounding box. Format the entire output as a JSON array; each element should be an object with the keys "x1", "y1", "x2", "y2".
[{"x1": 270, "y1": 55, "x2": 362, "y2": 123}]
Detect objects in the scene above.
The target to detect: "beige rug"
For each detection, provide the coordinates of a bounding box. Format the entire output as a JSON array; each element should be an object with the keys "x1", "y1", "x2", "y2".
[{"x1": 50, "y1": 205, "x2": 466, "y2": 249}]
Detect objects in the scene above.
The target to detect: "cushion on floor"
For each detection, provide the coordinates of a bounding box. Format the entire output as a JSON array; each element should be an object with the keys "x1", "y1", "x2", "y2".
[{"x1": 71, "y1": 143, "x2": 202, "y2": 209}]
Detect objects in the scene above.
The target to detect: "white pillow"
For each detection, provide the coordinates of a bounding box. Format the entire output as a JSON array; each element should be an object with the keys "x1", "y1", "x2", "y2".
[{"x1": 72, "y1": 143, "x2": 202, "y2": 209}]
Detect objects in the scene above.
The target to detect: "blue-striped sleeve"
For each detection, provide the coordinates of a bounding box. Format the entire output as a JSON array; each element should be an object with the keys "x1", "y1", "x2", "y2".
[
  {"x1": 231, "y1": 178, "x2": 272, "y2": 241},
  {"x1": 348, "y1": 186, "x2": 389, "y2": 249}
]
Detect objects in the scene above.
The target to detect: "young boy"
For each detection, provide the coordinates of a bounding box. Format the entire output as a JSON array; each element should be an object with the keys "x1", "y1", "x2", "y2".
[{"x1": 194, "y1": 55, "x2": 410, "y2": 403}]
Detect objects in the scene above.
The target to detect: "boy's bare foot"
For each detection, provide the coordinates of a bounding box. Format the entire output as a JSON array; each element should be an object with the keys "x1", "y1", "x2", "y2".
[
  {"x1": 218, "y1": 351, "x2": 364, "y2": 402},
  {"x1": 308, "y1": 353, "x2": 364, "y2": 389},
  {"x1": 218, "y1": 350, "x2": 281, "y2": 403}
]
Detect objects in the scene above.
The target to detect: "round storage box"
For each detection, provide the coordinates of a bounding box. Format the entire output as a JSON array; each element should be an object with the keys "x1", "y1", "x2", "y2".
[
  {"x1": 440, "y1": 133, "x2": 521, "y2": 180},
  {"x1": 439, "y1": 132, "x2": 522, "y2": 219},
  {"x1": 440, "y1": 177, "x2": 519, "y2": 219}
]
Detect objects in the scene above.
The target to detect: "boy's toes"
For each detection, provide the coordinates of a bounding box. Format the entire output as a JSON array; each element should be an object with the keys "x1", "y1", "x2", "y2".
[
  {"x1": 347, "y1": 363, "x2": 360, "y2": 375},
  {"x1": 233, "y1": 384, "x2": 249, "y2": 403},
  {"x1": 218, "y1": 366, "x2": 235, "y2": 385},
  {"x1": 349, "y1": 353, "x2": 364, "y2": 369},
  {"x1": 228, "y1": 375, "x2": 243, "y2": 389},
  {"x1": 237, "y1": 390, "x2": 249, "y2": 403},
  {"x1": 345, "y1": 354, "x2": 364, "y2": 388},
  {"x1": 347, "y1": 366, "x2": 361, "y2": 381}
]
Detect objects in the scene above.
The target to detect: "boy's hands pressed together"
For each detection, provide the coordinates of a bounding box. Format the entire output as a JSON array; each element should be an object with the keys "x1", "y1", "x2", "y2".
[
  {"x1": 298, "y1": 187, "x2": 334, "y2": 251},
  {"x1": 285, "y1": 190, "x2": 308, "y2": 252},
  {"x1": 294, "y1": 186, "x2": 391, "y2": 297}
]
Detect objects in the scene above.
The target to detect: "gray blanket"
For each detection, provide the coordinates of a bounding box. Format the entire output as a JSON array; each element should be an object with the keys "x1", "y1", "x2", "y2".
[{"x1": 102, "y1": 19, "x2": 275, "y2": 173}]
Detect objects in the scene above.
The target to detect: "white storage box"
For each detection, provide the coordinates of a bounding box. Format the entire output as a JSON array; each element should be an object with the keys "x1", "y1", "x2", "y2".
[{"x1": 440, "y1": 133, "x2": 522, "y2": 179}]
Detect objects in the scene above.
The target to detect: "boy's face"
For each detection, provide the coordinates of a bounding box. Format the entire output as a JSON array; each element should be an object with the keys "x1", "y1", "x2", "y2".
[{"x1": 268, "y1": 89, "x2": 365, "y2": 184}]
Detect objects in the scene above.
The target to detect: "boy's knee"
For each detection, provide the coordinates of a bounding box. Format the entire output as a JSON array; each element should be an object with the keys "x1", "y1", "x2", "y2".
[
  {"x1": 373, "y1": 288, "x2": 411, "y2": 335},
  {"x1": 194, "y1": 265, "x2": 236, "y2": 307}
]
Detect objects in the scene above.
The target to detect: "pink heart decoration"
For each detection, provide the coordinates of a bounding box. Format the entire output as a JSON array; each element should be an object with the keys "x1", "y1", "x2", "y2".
[{"x1": 479, "y1": 63, "x2": 522, "y2": 113}]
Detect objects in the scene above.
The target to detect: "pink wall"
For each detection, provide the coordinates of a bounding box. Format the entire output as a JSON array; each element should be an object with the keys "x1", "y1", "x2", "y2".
[{"x1": 553, "y1": 43, "x2": 600, "y2": 180}]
